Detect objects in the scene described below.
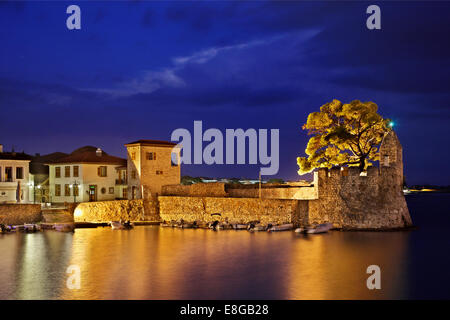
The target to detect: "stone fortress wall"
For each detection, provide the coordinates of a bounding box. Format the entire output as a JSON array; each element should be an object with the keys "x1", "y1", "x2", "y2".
[{"x1": 72, "y1": 130, "x2": 413, "y2": 230}]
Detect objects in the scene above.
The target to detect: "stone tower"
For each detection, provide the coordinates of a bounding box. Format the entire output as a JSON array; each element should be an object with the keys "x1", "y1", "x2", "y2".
[
  {"x1": 125, "y1": 140, "x2": 181, "y2": 200},
  {"x1": 379, "y1": 130, "x2": 404, "y2": 193}
]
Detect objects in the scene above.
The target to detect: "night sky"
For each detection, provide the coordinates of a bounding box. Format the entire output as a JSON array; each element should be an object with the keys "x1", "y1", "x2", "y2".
[{"x1": 1, "y1": 1, "x2": 449, "y2": 185}]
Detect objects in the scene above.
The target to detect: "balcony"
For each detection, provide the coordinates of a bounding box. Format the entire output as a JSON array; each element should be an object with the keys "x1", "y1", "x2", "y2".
[{"x1": 115, "y1": 179, "x2": 127, "y2": 185}]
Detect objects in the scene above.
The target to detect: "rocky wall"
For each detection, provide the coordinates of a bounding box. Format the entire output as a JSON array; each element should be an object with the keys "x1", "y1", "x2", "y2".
[
  {"x1": 158, "y1": 196, "x2": 308, "y2": 226},
  {"x1": 0, "y1": 204, "x2": 42, "y2": 225},
  {"x1": 308, "y1": 167, "x2": 412, "y2": 230},
  {"x1": 74, "y1": 199, "x2": 159, "y2": 223}
]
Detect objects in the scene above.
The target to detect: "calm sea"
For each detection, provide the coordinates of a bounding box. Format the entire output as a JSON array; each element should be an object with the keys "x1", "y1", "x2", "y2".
[{"x1": 0, "y1": 193, "x2": 449, "y2": 300}]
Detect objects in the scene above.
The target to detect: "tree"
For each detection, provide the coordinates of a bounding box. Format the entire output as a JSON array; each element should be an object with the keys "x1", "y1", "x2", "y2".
[{"x1": 297, "y1": 99, "x2": 391, "y2": 174}]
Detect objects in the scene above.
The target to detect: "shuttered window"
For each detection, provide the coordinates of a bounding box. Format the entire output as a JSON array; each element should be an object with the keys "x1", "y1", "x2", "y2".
[
  {"x1": 65, "y1": 166, "x2": 70, "y2": 177},
  {"x1": 98, "y1": 166, "x2": 107, "y2": 177}
]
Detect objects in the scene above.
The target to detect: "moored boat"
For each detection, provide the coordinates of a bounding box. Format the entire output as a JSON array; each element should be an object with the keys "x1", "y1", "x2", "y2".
[
  {"x1": 268, "y1": 223, "x2": 294, "y2": 232},
  {"x1": 24, "y1": 224, "x2": 41, "y2": 232},
  {"x1": 233, "y1": 224, "x2": 248, "y2": 230},
  {"x1": 110, "y1": 221, "x2": 133, "y2": 230},
  {"x1": 54, "y1": 223, "x2": 75, "y2": 232},
  {"x1": 306, "y1": 223, "x2": 333, "y2": 234}
]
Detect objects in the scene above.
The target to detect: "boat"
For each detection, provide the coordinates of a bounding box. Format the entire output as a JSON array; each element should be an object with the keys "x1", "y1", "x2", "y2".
[
  {"x1": 248, "y1": 224, "x2": 267, "y2": 231},
  {"x1": 218, "y1": 222, "x2": 233, "y2": 230},
  {"x1": 306, "y1": 223, "x2": 333, "y2": 234},
  {"x1": 24, "y1": 224, "x2": 41, "y2": 232},
  {"x1": 268, "y1": 223, "x2": 294, "y2": 232},
  {"x1": 233, "y1": 224, "x2": 248, "y2": 230},
  {"x1": 0, "y1": 224, "x2": 13, "y2": 234},
  {"x1": 54, "y1": 223, "x2": 75, "y2": 232},
  {"x1": 179, "y1": 222, "x2": 196, "y2": 229},
  {"x1": 110, "y1": 221, "x2": 134, "y2": 230},
  {"x1": 294, "y1": 227, "x2": 306, "y2": 233}
]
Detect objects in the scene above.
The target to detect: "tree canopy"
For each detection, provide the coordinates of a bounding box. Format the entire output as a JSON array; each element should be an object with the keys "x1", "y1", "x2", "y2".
[{"x1": 297, "y1": 99, "x2": 391, "y2": 174}]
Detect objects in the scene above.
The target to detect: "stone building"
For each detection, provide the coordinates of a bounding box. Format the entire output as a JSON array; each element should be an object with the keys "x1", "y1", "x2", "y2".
[
  {"x1": 125, "y1": 140, "x2": 181, "y2": 200},
  {"x1": 47, "y1": 146, "x2": 127, "y2": 203}
]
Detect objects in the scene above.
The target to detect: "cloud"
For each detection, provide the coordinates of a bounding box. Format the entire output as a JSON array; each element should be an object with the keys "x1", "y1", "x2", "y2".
[
  {"x1": 87, "y1": 69, "x2": 185, "y2": 97},
  {"x1": 86, "y1": 34, "x2": 294, "y2": 98}
]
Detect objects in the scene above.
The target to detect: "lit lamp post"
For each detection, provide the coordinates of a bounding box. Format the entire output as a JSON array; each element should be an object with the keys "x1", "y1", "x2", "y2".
[{"x1": 70, "y1": 180, "x2": 79, "y2": 203}]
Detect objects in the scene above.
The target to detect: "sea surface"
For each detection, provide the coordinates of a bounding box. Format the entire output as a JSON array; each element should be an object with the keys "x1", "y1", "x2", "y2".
[{"x1": 0, "y1": 193, "x2": 449, "y2": 300}]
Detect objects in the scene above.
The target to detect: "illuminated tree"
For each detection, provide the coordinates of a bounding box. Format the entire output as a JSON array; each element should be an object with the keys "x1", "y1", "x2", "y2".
[{"x1": 297, "y1": 99, "x2": 391, "y2": 174}]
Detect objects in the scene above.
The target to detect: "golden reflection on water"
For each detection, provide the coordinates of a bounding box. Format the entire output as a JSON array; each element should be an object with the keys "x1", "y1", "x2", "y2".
[{"x1": 0, "y1": 227, "x2": 411, "y2": 300}]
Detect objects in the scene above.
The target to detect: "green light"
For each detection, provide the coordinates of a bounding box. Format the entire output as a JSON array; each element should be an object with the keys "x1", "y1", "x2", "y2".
[{"x1": 389, "y1": 121, "x2": 394, "y2": 127}]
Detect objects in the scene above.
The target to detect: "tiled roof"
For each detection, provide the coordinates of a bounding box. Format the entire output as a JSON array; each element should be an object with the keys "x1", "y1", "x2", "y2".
[
  {"x1": 0, "y1": 152, "x2": 33, "y2": 161},
  {"x1": 47, "y1": 146, "x2": 126, "y2": 165},
  {"x1": 30, "y1": 152, "x2": 68, "y2": 175},
  {"x1": 125, "y1": 139, "x2": 177, "y2": 147}
]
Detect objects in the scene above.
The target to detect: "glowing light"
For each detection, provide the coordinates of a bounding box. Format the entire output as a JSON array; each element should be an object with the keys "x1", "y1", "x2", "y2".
[
  {"x1": 74, "y1": 208, "x2": 83, "y2": 218},
  {"x1": 389, "y1": 121, "x2": 395, "y2": 127}
]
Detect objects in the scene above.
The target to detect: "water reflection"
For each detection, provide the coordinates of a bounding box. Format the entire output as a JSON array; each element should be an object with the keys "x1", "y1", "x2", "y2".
[{"x1": 0, "y1": 227, "x2": 411, "y2": 300}]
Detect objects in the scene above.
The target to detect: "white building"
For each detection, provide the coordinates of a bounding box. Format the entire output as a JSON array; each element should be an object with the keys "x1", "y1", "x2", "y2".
[
  {"x1": 47, "y1": 146, "x2": 127, "y2": 203},
  {"x1": 0, "y1": 144, "x2": 32, "y2": 203}
]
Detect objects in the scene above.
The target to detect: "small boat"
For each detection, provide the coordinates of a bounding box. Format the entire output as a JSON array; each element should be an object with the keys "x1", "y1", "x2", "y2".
[
  {"x1": 24, "y1": 224, "x2": 41, "y2": 232},
  {"x1": 268, "y1": 223, "x2": 294, "y2": 232},
  {"x1": 54, "y1": 223, "x2": 75, "y2": 232},
  {"x1": 0, "y1": 224, "x2": 13, "y2": 234},
  {"x1": 179, "y1": 222, "x2": 196, "y2": 229},
  {"x1": 306, "y1": 223, "x2": 333, "y2": 234},
  {"x1": 110, "y1": 221, "x2": 134, "y2": 230},
  {"x1": 218, "y1": 222, "x2": 233, "y2": 230},
  {"x1": 233, "y1": 224, "x2": 248, "y2": 230},
  {"x1": 294, "y1": 227, "x2": 307, "y2": 233},
  {"x1": 14, "y1": 225, "x2": 26, "y2": 232},
  {"x1": 253, "y1": 225, "x2": 267, "y2": 231}
]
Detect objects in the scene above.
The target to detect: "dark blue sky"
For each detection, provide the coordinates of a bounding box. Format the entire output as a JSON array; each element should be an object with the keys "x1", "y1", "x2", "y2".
[{"x1": 1, "y1": 1, "x2": 449, "y2": 184}]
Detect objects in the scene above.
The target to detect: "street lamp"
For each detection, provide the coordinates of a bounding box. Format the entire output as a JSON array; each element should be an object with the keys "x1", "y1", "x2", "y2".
[{"x1": 70, "y1": 180, "x2": 79, "y2": 203}]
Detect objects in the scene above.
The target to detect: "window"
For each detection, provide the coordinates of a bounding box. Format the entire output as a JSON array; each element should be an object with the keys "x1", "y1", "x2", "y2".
[
  {"x1": 123, "y1": 187, "x2": 128, "y2": 199},
  {"x1": 5, "y1": 167, "x2": 12, "y2": 182},
  {"x1": 109, "y1": 187, "x2": 114, "y2": 194},
  {"x1": 131, "y1": 170, "x2": 136, "y2": 179},
  {"x1": 383, "y1": 155, "x2": 390, "y2": 166},
  {"x1": 156, "y1": 170, "x2": 163, "y2": 175},
  {"x1": 131, "y1": 152, "x2": 136, "y2": 160},
  {"x1": 101, "y1": 187, "x2": 106, "y2": 194},
  {"x1": 65, "y1": 166, "x2": 70, "y2": 177},
  {"x1": 73, "y1": 166, "x2": 79, "y2": 177},
  {"x1": 16, "y1": 167, "x2": 24, "y2": 179},
  {"x1": 55, "y1": 167, "x2": 61, "y2": 178},
  {"x1": 55, "y1": 184, "x2": 61, "y2": 196},
  {"x1": 73, "y1": 185, "x2": 79, "y2": 197},
  {"x1": 0, "y1": 167, "x2": 2, "y2": 181},
  {"x1": 147, "y1": 152, "x2": 156, "y2": 160},
  {"x1": 65, "y1": 184, "x2": 71, "y2": 196},
  {"x1": 98, "y1": 166, "x2": 107, "y2": 177}
]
